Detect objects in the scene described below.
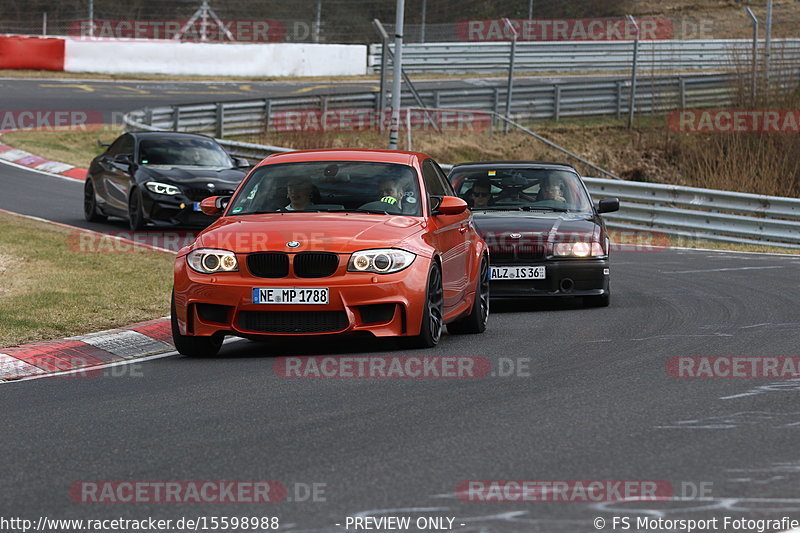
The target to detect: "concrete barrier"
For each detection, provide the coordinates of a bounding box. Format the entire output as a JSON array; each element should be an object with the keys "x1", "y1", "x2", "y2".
[{"x1": 0, "y1": 34, "x2": 367, "y2": 77}]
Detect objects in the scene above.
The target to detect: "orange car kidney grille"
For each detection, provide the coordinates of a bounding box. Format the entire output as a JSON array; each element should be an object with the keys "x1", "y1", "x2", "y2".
[
  {"x1": 293, "y1": 252, "x2": 339, "y2": 278},
  {"x1": 247, "y1": 252, "x2": 290, "y2": 277}
]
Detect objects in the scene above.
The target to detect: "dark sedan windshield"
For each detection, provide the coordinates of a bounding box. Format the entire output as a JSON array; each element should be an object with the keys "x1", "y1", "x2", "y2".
[
  {"x1": 228, "y1": 161, "x2": 422, "y2": 216},
  {"x1": 450, "y1": 167, "x2": 592, "y2": 212},
  {"x1": 138, "y1": 138, "x2": 233, "y2": 168}
]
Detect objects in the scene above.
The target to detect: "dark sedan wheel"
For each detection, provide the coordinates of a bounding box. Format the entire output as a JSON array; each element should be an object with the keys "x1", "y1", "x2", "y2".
[
  {"x1": 128, "y1": 187, "x2": 147, "y2": 231},
  {"x1": 171, "y1": 292, "x2": 223, "y2": 357},
  {"x1": 448, "y1": 255, "x2": 489, "y2": 334},
  {"x1": 408, "y1": 262, "x2": 444, "y2": 348},
  {"x1": 83, "y1": 179, "x2": 107, "y2": 222}
]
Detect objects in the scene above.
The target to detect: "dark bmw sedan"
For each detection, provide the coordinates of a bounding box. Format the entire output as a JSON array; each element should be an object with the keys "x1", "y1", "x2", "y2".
[
  {"x1": 84, "y1": 132, "x2": 249, "y2": 230},
  {"x1": 449, "y1": 161, "x2": 619, "y2": 307}
]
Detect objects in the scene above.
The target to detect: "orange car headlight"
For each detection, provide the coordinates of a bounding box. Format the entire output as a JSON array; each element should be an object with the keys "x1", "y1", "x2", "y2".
[
  {"x1": 348, "y1": 249, "x2": 416, "y2": 274},
  {"x1": 187, "y1": 248, "x2": 239, "y2": 274}
]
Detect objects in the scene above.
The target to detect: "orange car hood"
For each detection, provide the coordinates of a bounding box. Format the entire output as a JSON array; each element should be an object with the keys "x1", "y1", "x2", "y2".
[{"x1": 192, "y1": 213, "x2": 431, "y2": 256}]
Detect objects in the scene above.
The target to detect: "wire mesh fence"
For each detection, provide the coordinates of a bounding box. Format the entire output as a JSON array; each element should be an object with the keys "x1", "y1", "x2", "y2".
[{"x1": 2, "y1": 0, "x2": 799, "y2": 44}]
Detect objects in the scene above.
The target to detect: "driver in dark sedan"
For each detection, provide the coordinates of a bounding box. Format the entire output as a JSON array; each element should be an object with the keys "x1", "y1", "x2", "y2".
[{"x1": 464, "y1": 178, "x2": 493, "y2": 208}]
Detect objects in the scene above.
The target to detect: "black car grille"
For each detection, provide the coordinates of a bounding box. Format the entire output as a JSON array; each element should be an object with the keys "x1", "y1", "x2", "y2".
[
  {"x1": 184, "y1": 187, "x2": 235, "y2": 202},
  {"x1": 247, "y1": 252, "x2": 290, "y2": 278},
  {"x1": 238, "y1": 311, "x2": 348, "y2": 333},
  {"x1": 294, "y1": 252, "x2": 339, "y2": 278},
  {"x1": 488, "y1": 244, "x2": 546, "y2": 263}
]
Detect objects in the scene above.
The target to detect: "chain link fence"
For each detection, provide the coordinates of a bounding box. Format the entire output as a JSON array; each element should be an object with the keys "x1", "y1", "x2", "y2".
[{"x1": 2, "y1": 0, "x2": 799, "y2": 44}]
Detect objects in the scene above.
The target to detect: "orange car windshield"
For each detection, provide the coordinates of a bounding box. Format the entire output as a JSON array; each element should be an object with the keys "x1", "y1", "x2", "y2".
[{"x1": 228, "y1": 161, "x2": 422, "y2": 216}]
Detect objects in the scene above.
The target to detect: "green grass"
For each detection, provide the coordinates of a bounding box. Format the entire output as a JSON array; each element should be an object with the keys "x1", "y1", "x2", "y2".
[
  {"x1": 0, "y1": 211, "x2": 174, "y2": 348},
  {"x1": 1, "y1": 126, "x2": 120, "y2": 168}
]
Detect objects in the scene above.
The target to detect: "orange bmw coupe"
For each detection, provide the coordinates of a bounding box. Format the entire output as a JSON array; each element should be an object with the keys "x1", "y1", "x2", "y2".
[{"x1": 171, "y1": 150, "x2": 489, "y2": 356}]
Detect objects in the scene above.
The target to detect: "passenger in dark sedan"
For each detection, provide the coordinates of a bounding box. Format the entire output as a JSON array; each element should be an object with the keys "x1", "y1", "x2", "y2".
[{"x1": 538, "y1": 177, "x2": 567, "y2": 203}]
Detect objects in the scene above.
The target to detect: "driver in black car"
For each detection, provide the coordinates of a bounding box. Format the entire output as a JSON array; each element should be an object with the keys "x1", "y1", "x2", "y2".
[{"x1": 466, "y1": 178, "x2": 493, "y2": 208}]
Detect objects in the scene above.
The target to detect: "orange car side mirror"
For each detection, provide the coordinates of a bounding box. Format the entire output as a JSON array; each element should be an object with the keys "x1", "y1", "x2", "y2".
[
  {"x1": 199, "y1": 196, "x2": 229, "y2": 216},
  {"x1": 435, "y1": 196, "x2": 468, "y2": 216}
]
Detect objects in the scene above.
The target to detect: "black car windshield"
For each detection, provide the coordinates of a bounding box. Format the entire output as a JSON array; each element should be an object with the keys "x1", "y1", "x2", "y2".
[
  {"x1": 228, "y1": 161, "x2": 422, "y2": 216},
  {"x1": 138, "y1": 138, "x2": 233, "y2": 168},
  {"x1": 450, "y1": 168, "x2": 593, "y2": 212}
]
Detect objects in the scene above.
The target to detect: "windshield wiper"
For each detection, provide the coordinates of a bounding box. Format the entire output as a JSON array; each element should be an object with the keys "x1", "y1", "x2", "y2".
[{"x1": 520, "y1": 206, "x2": 570, "y2": 212}]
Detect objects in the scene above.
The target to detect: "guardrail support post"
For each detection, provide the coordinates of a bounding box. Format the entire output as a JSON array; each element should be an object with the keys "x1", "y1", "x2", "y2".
[
  {"x1": 554, "y1": 85, "x2": 561, "y2": 121},
  {"x1": 615, "y1": 81, "x2": 622, "y2": 119},
  {"x1": 679, "y1": 78, "x2": 686, "y2": 109},
  {"x1": 264, "y1": 99, "x2": 272, "y2": 134},
  {"x1": 144, "y1": 108, "x2": 153, "y2": 127},
  {"x1": 215, "y1": 103, "x2": 224, "y2": 138},
  {"x1": 320, "y1": 96, "x2": 329, "y2": 132},
  {"x1": 172, "y1": 106, "x2": 180, "y2": 131}
]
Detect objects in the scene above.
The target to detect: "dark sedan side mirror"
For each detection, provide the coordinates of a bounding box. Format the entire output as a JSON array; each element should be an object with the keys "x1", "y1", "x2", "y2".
[
  {"x1": 232, "y1": 157, "x2": 251, "y2": 168},
  {"x1": 112, "y1": 153, "x2": 132, "y2": 166},
  {"x1": 435, "y1": 196, "x2": 468, "y2": 215},
  {"x1": 199, "y1": 196, "x2": 230, "y2": 216},
  {"x1": 596, "y1": 197, "x2": 620, "y2": 214}
]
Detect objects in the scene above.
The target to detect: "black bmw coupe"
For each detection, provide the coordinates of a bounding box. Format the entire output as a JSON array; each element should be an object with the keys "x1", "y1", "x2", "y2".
[
  {"x1": 449, "y1": 161, "x2": 619, "y2": 307},
  {"x1": 84, "y1": 132, "x2": 249, "y2": 230}
]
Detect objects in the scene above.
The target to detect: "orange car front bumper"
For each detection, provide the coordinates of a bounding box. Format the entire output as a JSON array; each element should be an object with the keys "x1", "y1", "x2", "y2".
[{"x1": 173, "y1": 255, "x2": 432, "y2": 339}]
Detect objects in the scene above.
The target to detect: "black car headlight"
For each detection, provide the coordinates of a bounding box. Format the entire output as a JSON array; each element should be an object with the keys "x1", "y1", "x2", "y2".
[
  {"x1": 348, "y1": 249, "x2": 416, "y2": 274},
  {"x1": 145, "y1": 181, "x2": 180, "y2": 196},
  {"x1": 187, "y1": 248, "x2": 239, "y2": 273},
  {"x1": 551, "y1": 242, "x2": 605, "y2": 258}
]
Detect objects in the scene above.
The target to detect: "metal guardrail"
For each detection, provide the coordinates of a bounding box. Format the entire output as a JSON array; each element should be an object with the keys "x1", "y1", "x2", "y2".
[
  {"x1": 583, "y1": 178, "x2": 800, "y2": 249},
  {"x1": 368, "y1": 39, "x2": 800, "y2": 74},
  {"x1": 124, "y1": 71, "x2": 759, "y2": 139},
  {"x1": 123, "y1": 72, "x2": 800, "y2": 249}
]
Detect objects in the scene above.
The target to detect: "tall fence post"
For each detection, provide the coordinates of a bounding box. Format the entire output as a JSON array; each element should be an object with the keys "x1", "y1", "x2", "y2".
[
  {"x1": 744, "y1": 8, "x2": 759, "y2": 104},
  {"x1": 764, "y1": 0, "x2": 773, "y2": 98},
  {"x1": 503, "y1": 18, "x2": 518, "y2": 134},
  {"x1": 627, "y1": 15, "x2": 640, "y2": 129},
  {"x1": 372, "y1": 19, "x2": 389, "y2": 113}
]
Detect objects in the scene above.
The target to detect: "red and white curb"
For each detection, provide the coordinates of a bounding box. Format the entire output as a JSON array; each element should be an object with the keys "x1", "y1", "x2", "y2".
[
  {"x1": 0, "y1": 138, "x2": 88, "y2": 181},
  {"x1": 0, "y1": 318, "x2": 173, "y2": 381}
]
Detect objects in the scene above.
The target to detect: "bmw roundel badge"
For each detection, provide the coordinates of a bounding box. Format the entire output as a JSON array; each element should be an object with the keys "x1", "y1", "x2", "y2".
[{"x1": 287, "y1": 241, "x2": 301, "y2": 248}]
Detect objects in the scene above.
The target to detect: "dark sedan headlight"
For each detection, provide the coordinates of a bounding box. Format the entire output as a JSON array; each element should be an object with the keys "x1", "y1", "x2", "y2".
[
  {"x1": 551, "y1": 242, "x2": 605, "y2": 258},
  {"x1": 145, "y1": 181, "x2": 180, "y2": 196},
  {"x1": 187, "y1": 248, "x2": 238, "y2": 273},
  {"x1": 348, "y1": 249, "x2": 415, "y2": 274}
]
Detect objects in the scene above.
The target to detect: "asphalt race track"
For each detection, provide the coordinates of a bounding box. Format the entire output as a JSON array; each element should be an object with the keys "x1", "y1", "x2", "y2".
[{"x1": 3, "y1": 79, "x2": 800, "y2": 532}]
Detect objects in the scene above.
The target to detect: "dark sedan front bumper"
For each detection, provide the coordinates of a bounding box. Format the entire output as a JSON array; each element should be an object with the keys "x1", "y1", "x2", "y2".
[
  {"x1": 489, "y1": 259, "x2": 609, "y2": 298},
  {"x1": 141, "y1": 192, "x2": 217, "y2": 227}
]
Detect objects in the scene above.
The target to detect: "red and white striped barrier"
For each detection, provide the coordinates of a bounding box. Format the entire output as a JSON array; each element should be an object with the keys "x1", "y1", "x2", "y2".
[{"x1": 0, "y1": 34, "x2": 367, "y2": 77}]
